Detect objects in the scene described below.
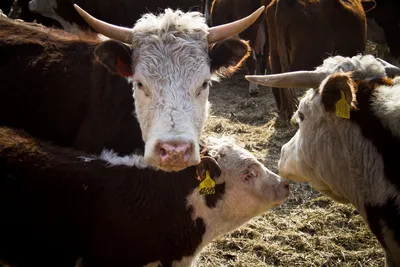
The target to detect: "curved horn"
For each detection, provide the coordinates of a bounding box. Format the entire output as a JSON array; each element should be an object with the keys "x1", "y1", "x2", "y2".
[
  {"x1": 376, "y1": 58, "x2": 400, "y2": 78},
  {"x1": 74, "y1": 4, "x2": 133, "y2": 44},
  {"x1": 245, "y1": 71, "x2": 328, "y2": 89},
  {"x1": 207, "y1": 6, "x2": 265, "y2": 43}
]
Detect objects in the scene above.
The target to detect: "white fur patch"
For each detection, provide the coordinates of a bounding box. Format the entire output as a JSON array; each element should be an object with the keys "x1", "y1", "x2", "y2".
[
  {"x1": 99, "y1": 149, "x2": 149, "y2": 169},
  {"x1": 316, "y1": 54, "x2": 387, "y2": 80}
]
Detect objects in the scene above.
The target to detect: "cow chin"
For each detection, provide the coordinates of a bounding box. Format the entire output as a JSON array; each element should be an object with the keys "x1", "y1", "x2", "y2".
[{"x1": 143, "y1": 134, "x2": 201, "y2": 172}]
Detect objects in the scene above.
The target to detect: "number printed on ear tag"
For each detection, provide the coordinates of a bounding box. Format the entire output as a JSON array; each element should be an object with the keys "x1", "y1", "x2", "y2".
[{"x1": 199, "y1": 170, "x2": 216, "y2": 195}]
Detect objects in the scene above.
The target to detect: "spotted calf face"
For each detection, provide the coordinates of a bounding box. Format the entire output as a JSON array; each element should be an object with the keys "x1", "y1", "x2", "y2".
[
  {"x1": 279, "y1": 73, "x2": 363, "y2": 202},
  {"x1": 95, "y1": 10, "x2": 250, "y2": 172},
  {"x1": 194, "y1": 137, "x2": 289, "y2": 223}
]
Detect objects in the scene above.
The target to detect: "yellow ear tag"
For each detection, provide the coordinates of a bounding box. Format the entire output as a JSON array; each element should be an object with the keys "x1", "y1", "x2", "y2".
[
  {"x1": 335, "y1": 90, "x2": 351, "y2": 119},
  {"x1": 199, "y1": 170, "x2": 216, "y2": 195}
]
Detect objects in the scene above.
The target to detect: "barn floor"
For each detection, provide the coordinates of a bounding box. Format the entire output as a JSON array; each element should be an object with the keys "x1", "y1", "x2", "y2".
[{"x1": 199, "y1": 69, "x2": 384, "y2": 266}]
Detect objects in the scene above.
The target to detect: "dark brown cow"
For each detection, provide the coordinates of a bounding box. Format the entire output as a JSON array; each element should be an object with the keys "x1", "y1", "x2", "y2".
[
  {"x1": 211, "y1": 0, "x2": 271, "y2": 96},
  {"x1": 266, "y1": 0, "x2": 367, "y2": 120},
  {"x1": 0, "y1": 6, "x2": 261, "y2": 171},
  {"x1": 0, "y1": 127, "x2": 289, "y2": 267},
  {"x1": 24, "y1": 0, "x2": 206, "y2": 31},
  {"x1": 362, "y1": 0, "x2": 400, "y2": 66}
]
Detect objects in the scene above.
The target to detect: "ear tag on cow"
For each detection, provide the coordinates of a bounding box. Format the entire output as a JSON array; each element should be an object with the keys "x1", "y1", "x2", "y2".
[
  {"x1": 335, "y1": 90, "x2": 350, "y2": 119},
  {"x1": 199, "y1": 171, "x2": 216, "y2": 195}
]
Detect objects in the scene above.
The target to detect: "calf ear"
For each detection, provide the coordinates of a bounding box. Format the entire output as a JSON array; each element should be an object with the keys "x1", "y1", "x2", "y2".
[
  {"x1": 209, "y1": 37, "x2": 251, "y2": 77},
  {"x1": 94, "y1": 40, "x2": 133, "y2": 77},
  {"x1": 196, "y1": 156, "x2": 222, "y2": 181},
  {"x1": 321, "y1": 73, "x2": 357, "y2": 112}
]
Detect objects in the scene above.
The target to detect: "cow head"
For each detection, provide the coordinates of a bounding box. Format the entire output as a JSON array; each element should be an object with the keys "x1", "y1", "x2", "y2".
[
  {"x1": 188, "y1": 136, "x2": 289, "y2": 231},
  {"x1": 245, "y1": 54, "x2": 400, "y2": 203},
  {"x1": 75, "y1": 5, "x2": 264, "y2": 172}
]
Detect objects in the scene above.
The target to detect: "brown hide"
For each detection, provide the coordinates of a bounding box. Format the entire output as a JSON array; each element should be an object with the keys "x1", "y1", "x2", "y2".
[
  {"x1": 266, "y1": 0, "x2": 366, "y2": 120},
  {"x1": 0, "y1": 17, "x2": 144, "y2": 155}
]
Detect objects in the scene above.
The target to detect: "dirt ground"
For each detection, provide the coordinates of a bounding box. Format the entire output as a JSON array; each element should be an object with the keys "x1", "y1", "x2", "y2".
[{"x1": 198, "y1": 69, "x2": 384, "y2": 266}]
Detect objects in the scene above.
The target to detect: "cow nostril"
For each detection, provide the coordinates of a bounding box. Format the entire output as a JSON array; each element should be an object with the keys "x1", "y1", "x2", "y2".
[{"x1": 160, "y1": 147, "x2": 168, "y2": 157}]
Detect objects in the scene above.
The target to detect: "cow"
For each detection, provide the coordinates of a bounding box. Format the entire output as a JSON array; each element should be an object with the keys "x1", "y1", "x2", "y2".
[
  {"x1": 362, "y1": 0, "x2": 400, "y2": 66},
  {"x1": 0, "y1": 6, "x2": 264, "y2": 172},
  {"x1": 265, "y1": 0, "x2": 367, "y2": 121},
  {"x1": 246, "y1": 54, "x2": 400, "y2": 266},
  {"x1": 23, "y1": 0, "x2": 207, "y2": 31},
  {"x1": 211, "y1": 0, "x2": 271, "y2": 96},
  {"x1": 0, "y1": 126, "x2": 290, "y2": 267}
]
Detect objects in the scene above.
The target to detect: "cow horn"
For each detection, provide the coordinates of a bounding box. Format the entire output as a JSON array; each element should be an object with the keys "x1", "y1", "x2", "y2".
[
  {"x1": 207, "y1": 6, "x2": 265, "y2": 43},
  {"x1": 74, "y1": 4, "x2": 133, "y2": 44},
  {"x1": 245, "y1": 71, "x2": 328, "y2": 89},
  {"x1": 376, "y1": 58, "x2": 400, "y2": 78}
]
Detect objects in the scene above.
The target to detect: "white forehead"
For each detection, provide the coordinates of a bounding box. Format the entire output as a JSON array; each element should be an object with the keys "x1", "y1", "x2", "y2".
[
  {"x1": 205, "y1": 136, "x2": 259, "y2": 163},
  {"x1": 131, "y1": 9, "x2": 210, "y2": 85},
  {"x1": 316, "y1": 54, "x2": 386, "y2": 79}
]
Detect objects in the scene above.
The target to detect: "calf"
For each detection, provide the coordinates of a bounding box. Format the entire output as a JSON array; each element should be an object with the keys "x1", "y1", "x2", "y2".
[
  {"x1": 0, "y1": 127, "x2": 289, "y2": 267},
  {"x1": 247, "y1": 55, "x2": 400, "y2": 266},
  {"x1": 0, "y1": 6, "x2": 263, "y2": 172}
]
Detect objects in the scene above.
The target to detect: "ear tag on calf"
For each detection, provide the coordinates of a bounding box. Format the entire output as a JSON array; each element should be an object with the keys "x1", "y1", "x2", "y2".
[
  {"x1": 335, "y1": 90, "x2": 350, "y2": 119},
  {"x1": 199, "y1": 171, "x2": 216, "y2": 195}
]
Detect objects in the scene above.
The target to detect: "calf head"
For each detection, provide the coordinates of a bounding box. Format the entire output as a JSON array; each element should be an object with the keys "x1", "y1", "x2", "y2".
[
  {"x1": 188, "y1": 136, "x2": 289, "y2": 237},
  {"x1": 75, "y1": 5, "x2": 264, "y2": 172}
]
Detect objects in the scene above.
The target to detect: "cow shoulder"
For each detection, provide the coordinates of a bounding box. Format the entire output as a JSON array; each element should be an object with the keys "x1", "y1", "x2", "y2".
[
  {"x1": 209, "y1": 37, "x2": 250, "y2": 76},
  {"x1": 94, "y1": 40, "x2": 133, "y2": 77}
]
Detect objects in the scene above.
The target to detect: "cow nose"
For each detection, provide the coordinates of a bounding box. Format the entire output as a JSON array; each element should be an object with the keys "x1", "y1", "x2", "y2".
[
  {"x1": 275, "y1": 180, "x2": 290, "y2": 203},
  {"x1": 158, "y1": 141, "x2": 193, "y2": 166}
]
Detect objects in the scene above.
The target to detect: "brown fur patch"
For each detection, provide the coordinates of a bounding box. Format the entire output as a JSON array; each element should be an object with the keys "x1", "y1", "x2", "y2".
[{"x1": 321, "y1": 73, "x2": 358, "y2": 112}]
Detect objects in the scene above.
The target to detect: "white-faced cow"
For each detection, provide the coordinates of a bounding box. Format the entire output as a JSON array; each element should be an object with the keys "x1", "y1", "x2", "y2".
[
  {"x1": 246, "y1": 55, "x2": 400, "y2": 266},
  {"x1": 0, "y1": 126, "x2": 289, "y2": 267},
  {"x1": 0, "y1": 6, "x2": 264, "y2": 172}
]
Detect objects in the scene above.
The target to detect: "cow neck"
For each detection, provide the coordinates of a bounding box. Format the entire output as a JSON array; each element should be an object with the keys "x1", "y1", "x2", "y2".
[
  {"x1": 349, "y1": 78, "x2": 400, "y2": 252},
  {"x1": 350, "y1": 78, "x2": 400, "y2": 191}
]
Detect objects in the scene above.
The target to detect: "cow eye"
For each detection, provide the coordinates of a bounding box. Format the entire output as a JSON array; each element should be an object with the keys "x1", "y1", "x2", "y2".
[
  {"x1": 298, "y1": 111, "x2": 305, "y2": 121},
  {"x1": 202, "y1": 81, "x2": 210, "y2": 89},
  {"x1": 136, "y1": 81, "x2": 144, "y2": 89}
]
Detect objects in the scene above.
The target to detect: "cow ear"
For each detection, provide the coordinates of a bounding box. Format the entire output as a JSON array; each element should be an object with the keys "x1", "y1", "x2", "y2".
[
  {"x1": 320, "y1": 73, "x2": 356, "y2": 112},
  {"x1": 209, "y1": 37, "x2": 250, "y2": 77},
  {"x1": 94, "y1": 40, "x2": 133, "y2": 77}
]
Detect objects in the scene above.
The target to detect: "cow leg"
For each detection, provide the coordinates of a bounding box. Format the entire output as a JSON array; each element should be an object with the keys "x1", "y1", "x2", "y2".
[{"x1": 247, "y1": 50, "x2": 260, "y2": 96}]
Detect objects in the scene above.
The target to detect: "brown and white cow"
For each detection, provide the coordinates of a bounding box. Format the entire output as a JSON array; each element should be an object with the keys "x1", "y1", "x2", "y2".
[
  {"x1": 0, "y1": 126, "x2": 289, "y2": 267},
  {"x1": 246, "y1": 54, "x2": 400, "y2": 266},
  {"x1": 265, "y1": 0, "x2": 367, "y2": 121},
  {"x1": 0, "y1": 6, "x2": 264, "y2": 172}
]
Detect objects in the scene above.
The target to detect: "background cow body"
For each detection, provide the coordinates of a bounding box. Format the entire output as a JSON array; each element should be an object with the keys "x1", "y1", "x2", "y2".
[
  {"x1": 0, "y1": 127, "x2": 289, "y2": 267},
  {"x1": 266, "y1": 0, "x2": 367, "y2": 120},
  {"x1": 363, "y1": 0, "x2": 400, "y2": 66},
  {"x1": 0, "y1": 7, "x2": 253, "y2": 171},
  {"x1": 20, "y1": 0, "x2": 206, "y2": 31},
  {"x1": 211, "y1": 0, "x2": 271, "y2": 96},
  {"x1": 255, "y1": 55, "x2": 400, "y2": 266}
]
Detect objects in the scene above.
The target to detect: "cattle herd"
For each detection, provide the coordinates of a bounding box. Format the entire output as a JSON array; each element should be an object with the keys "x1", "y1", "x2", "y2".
[{"x1": 0, "y1": 0, "x2": 399, "y2": 266}]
